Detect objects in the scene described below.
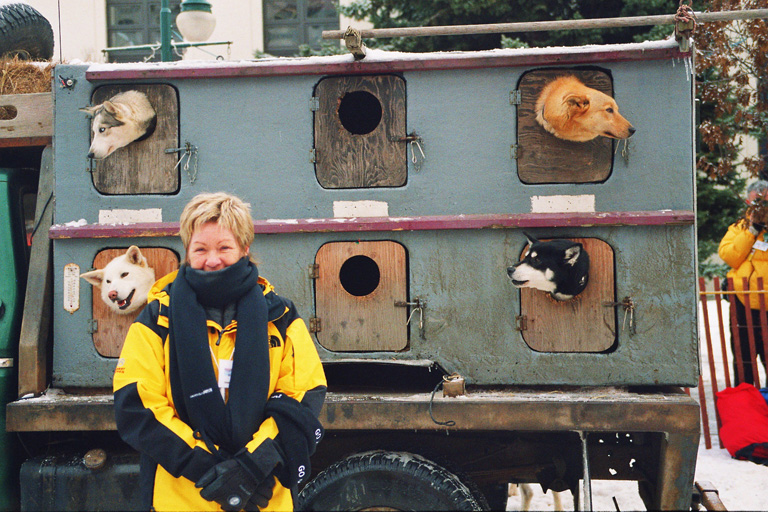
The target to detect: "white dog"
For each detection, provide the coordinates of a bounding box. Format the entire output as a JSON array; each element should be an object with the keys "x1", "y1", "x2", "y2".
[
  {"x1": 81, "y1": 246, "x2": 155, "y2": 315},
  {"x1": 80, "y1": 90, "x2": 157, "y2": 159}
]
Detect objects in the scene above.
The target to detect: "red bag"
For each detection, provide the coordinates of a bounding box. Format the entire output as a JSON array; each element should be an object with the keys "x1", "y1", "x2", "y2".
[{"x1": 716, "y1": 383, "x2": 768, "y2": 464}]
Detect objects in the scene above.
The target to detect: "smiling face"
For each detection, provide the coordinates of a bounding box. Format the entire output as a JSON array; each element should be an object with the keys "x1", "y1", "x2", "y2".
[{"x1": 187, "y1": 221, "x2": 249, "y2": 271}]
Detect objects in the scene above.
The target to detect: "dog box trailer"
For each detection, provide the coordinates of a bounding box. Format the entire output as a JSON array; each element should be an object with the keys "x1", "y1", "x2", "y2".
[{"x1": 3, "y1": 37, "x2": 705, "y2": 510}]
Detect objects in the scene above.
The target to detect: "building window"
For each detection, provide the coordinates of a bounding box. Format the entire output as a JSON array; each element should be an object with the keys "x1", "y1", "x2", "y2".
[
  {"x1": 106, "y1": 0, "x2": 182, "y2": 63},
  {"x1": 264, "y1": 0, "x2": 339, "y2": 56}
]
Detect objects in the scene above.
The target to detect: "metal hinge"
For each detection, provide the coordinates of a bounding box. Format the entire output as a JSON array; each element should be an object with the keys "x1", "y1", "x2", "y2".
[
  {"x1": 309, "y1": 263, "x2": 320, "y2": 280},
  {"x1": 509, "y1": 90, "x2": 522, "y2": 105},
  {"x1": 515, "y1": 315, "x2": 527, "y2": 331},
  {"x1": 510, "y1": 144, "x2": 519, "y2": 160},
  {"x1": 309, "y1": 317, "x2": 321, "y2": 333},
  {"x1": 88, "y1": 319, "x2": 98, "y2": 333},
  {"x1": 309, "y1": 148, "x2": 316, "y2": 163},
  {"x1": 309, "y1": 96, "x2": 320, "y2": 111}
]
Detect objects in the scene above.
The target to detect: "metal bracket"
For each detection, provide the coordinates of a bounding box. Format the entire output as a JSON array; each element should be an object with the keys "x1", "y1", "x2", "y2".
[
  {"x1": 580, "y1": 431, "x2": 593, "y2": 511},
  {"x1": 510, "y1": 144, "x2": 519, "y2": 160},
  {"x1": 309, "y1": 96, "x2": 320, "y2": 112},
  {"x1": 309, "y1": 263, "x2": 320, "y2": 280},
  {"x1": 309, "y1": 317, "x2": 321, "y2": 333},
  {"x1": 509, "y1": 89, "x2": 522, "y2": 105},
  {"x1": 309, "y1": 148, "x2": 317, "y2": 164},
  {"x1": 515, "y1": 315, "x2": 527, "y2": 331},
  {"x1": 88, "y1": 319, "x2": 98, "y2": 334}
]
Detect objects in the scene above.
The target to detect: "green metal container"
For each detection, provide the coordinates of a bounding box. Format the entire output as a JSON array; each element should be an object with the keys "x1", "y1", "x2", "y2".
[{"x1": 0, "y1": 168, "x2": 37, "y2": 511}]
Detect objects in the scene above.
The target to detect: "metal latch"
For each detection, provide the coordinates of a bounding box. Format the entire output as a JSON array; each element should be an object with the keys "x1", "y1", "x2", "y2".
[
  {"x1": 515, "y1": 315, "x2": 527, "y2": 331},
  {"x1": 395, "y1": 298, "x2": 426, "y2": 339},
  {"x1": 308, "y1": 263, "x2": 320, "y2": 280},
  {"x1": 309, "y1": 317, "x2": 321, "y2": 333}
]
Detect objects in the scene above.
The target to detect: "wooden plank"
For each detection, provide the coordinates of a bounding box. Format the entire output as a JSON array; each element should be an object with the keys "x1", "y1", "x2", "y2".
[
  {"x1": 88, "y1": 84, "x2": 179, "y2": 194},
  {"x1": 517, "y1": 69, "x2": 613, "y2": 183},
  {"x1": 18, "y1": 145, "x2": 54, "y2": 397},
  {"x1": 520, "y1": 238, "x2": 616, "y2": 352},
  {"x1": 48, "y1": 210, "x2": 696, "y2": 239},
  {"x1": 315, "y1": 75, "x2": 406, "y2": 188},
  {"x1": 88, "y1": 248, "x2": 178, "y2": 357},
  {"x1": 0, "y1": 93, "x2": 52, "y2": 147},
  {"x1": 315, "y1": 241, "x2": 407, "y2": 351}
]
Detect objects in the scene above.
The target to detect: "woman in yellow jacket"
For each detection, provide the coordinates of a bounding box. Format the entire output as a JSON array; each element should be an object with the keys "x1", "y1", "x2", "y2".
[
  {"x1": 113, "y1": 192, "x2": 327, "y2": 511},
  {"x1": 718, "y1": 180, "x2": 768, "y2": 386}
]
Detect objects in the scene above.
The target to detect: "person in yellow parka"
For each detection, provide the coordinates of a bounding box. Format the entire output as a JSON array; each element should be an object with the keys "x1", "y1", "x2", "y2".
[
  {"x1": 113, "y1": 192, "x2": 327, "y2": 511},
  {"x1": 719, "y1": 179, "x2": 768, "y2": 386}
]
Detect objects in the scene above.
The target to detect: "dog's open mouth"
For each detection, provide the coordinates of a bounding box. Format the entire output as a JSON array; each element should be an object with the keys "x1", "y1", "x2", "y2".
[
  {"x1": 511, "y1": 279, "x2": 528, "y2": 286},
  {"x1": 112, "y1": 289, "x2": 136, "y2": 310}
]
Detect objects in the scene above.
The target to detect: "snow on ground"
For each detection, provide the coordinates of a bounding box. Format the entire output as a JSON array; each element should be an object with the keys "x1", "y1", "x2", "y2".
[{"x1": 506, "y1": 298, "x2": 768, "y2": 511}]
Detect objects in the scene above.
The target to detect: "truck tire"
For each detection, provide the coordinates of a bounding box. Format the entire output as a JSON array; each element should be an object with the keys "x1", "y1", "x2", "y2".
[
  {"x1": 297, "y1": 450, "x2": 488, "y2": 511},
  {"x1": 0, "y1": 3, "x2": 54, "y2": 60}
]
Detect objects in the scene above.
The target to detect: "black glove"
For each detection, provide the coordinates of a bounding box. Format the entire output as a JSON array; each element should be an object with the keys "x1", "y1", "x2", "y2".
[
  {"x1": 244, "y1": 475, "x2": 275, "y2": 511},
  {"x1": 195, "y1": 459, "x2": 258, "y2": 511}
]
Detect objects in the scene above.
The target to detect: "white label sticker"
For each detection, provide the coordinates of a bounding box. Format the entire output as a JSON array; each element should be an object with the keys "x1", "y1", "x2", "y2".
[
  {"x1": 98, "y1": 208, "x2": 162, "y2": 224},
  {"x1": 754, "y1": 240, "x2": 768, "y2": 252},
  {"x1": 218, "y1": 359, "x2": 233, "y2": 390},
  {"x1": 530, "y1": 195, "x2": 596, "y2": 213},
  {"x1": 63, "y1": 263, "x2": 80, "y2": 313},
  {"x1": 333, "y1": 200, "x2": 389, "y2": 218}
]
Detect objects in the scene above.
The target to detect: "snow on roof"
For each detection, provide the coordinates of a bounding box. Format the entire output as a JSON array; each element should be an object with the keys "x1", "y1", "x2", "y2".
[{"x1": 85, "y1": 37, "x2": 683, "y2": 74}]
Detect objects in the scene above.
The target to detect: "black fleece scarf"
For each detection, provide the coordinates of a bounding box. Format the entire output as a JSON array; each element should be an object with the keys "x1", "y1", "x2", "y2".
[{"x1": 168, "y1": 257, "x2": 270, "y2": 458}]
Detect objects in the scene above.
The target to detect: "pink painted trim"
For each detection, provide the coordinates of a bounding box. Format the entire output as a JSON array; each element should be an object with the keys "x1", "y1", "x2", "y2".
[
  {"x1": 49, "y1": 211, "x2": 694, "y2": 239},
  {"x1": 85, "y1": 47, "x2": 686, "y2": 81}
]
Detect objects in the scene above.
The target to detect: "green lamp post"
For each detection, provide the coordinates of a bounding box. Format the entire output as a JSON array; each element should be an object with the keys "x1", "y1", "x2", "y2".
[{"x1": 160, "y1": 0, "x2": 216, "y2": 62}]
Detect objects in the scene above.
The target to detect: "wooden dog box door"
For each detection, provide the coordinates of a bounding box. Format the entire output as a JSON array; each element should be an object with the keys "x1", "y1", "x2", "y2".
[
  {"x1": 88, "y1": 84, "x2": 179, "y2": 194},
  {"x1": 516, "y1": 69, "x2": 614, "y2": 184},
  {"x1": 314, "y1": 241, "x2": 408, "y2": 351},
  {"x1": 518, "y1": 238, "x2": 616, "y2": 352},
  {"x1": 90, "y1": 247, "x2": 178, "y2": 357},
  {"x1": 313, "y1": 75, "x2": 407, "y2": 188}
]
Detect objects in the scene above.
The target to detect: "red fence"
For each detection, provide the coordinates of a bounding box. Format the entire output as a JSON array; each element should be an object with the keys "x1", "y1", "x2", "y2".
[{"x1": 695, "y1": 276, "x2": 768, "y2": 449}]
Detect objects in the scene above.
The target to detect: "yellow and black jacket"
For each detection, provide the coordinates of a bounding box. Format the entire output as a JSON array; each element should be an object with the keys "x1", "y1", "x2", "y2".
[
  {"x1": 720, "y1": 219, "x2": 768, "y2": 309},
  {"x1": 113, "y1": 271, "x2": 327, "y2": 511}
]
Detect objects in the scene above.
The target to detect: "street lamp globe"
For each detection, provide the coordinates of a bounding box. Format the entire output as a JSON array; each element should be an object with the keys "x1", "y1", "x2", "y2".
[{"x1": 176, "y1": 0, "x2": 216, "y2": 42}]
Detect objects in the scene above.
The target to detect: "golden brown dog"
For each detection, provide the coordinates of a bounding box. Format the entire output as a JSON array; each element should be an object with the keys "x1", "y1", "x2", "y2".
[{"x1": 535, "y1": 75, "x2": 635, "y2": 142}]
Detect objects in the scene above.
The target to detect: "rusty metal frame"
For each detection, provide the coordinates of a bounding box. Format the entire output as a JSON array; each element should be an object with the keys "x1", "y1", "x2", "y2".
[{"x1": 7, "y1": 386, "x2": 699, "y2": 509}]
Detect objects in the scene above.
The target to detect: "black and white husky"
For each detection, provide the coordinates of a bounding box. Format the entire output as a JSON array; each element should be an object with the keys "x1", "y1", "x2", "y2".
[
  {"x1": 507, "y1": 233, "x2": 590, "y2": 301},
  {"x1": 80, "y1": 90, "x2": 157, "y2": 159}
]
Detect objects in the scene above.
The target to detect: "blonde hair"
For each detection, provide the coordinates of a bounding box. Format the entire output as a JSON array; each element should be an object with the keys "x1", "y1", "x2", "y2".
[{"x1": 179, "y1": 192, "x2": 254, "y2": 258}]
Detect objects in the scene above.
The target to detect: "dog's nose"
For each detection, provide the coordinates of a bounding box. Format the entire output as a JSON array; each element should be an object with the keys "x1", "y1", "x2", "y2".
[
  {"x1": 628, "y1": 126, "x2": 636, "y2": 136},
  {"x1": 87, "y1": 152, "x2": 95, "y2": 159},
  {"x1": 108, "y1": 290, "x2": 118, "y2": 300}
]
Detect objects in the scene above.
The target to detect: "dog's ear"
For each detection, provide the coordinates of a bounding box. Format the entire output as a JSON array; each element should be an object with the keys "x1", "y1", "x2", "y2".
[
  {"x1": 523, "y1": 231, "x2": 539, "y2": 245},
  {"x1": 81, "y1": 269, "x2": 105, "y2": 287},
  {"x1": 102, "y1": 100, "x2": 119, "y2": 116},
  {"x1": 564, "y1": 94, "x2": 590, "y2": 116},
  {"x1": 79, "y1": 104, "x2": 100, "y2": 117},
  {"x1": 563, "y1": 243, "x2": 583, "y2": 266},
  {"x1": 125, "y1": 245, "x2": 148, "y2": 267}
]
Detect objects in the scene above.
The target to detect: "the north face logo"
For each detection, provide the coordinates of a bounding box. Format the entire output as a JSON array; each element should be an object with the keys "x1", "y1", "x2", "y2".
[{"x1": 269, "y1": 335, "x2": 281, "y2": 348}]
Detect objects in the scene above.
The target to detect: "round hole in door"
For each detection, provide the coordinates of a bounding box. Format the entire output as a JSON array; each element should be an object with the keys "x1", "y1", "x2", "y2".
[
  {"x1": 339, "y1": 255, "x2": 381, "y2": 296},
  {"x1": 337, "y1": 91, "x2": 382, "y2": 135}
]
